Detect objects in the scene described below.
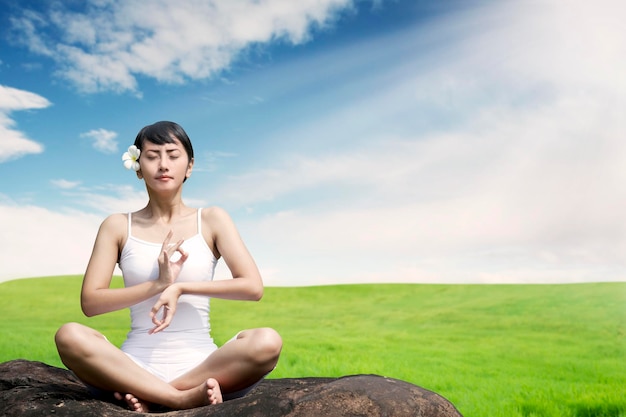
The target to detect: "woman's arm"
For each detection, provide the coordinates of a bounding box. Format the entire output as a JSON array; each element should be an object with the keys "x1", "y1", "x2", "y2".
[
  {"x1": 150, "y1": 206, "x2": 262, "y2": 301},
  {"x1": 193, "y1": 206, "x2": 263, "y2": 300},
  {"x1": 149, "y1": 207, "x2": 264, "y2": 333},
  {"x1": 80, "y1": 214, "x2": 169, "y2": 317}
]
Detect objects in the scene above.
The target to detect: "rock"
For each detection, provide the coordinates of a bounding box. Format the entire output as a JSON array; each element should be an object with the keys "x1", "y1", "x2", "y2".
[{"x1": 0, "y1": 360, "x2": 463, "y2": 416}]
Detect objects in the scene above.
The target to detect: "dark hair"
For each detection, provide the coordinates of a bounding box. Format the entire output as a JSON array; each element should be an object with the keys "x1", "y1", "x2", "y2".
[{"x1": 133, "y1": 121, "x2": 194, "y2": 162}]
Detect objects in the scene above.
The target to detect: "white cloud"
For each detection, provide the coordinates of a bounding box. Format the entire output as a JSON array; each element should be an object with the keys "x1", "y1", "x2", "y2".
[
  {"x1": 11, "y1": 0, "x2": 355, "y2": 93},
  {"x1": 63, "y1": 184, "x2": 149, "y2": 215},
  {"x1": 0, "y1": 84, "x2": 52, "y2": 110},
  {"x1": 0, "y1": 185, "x2": 147, "y2": 283},
  {"x1": 0, "y1": 202, "x2": 102, "y2": 282},
  {"x1": 230, "y1": 99, "x2": 626, "y2": 285},
  {"x1": 194, "y1": 150, "x2": 238, "y2": 173},
  {"x1": 80, "y1": 128, "x2": 118, "y2": 153},
  {"x1": 0, "y1": 85, "x2": 50, "y2": 162},
  {"x1": 207, "y1": 0, "x2": 626, "y2": 285},
  {"x1": 51, "y1": 179, "x2": 81, "y2": 189},
  {"x1": 2, "y1": 0, "x2": 624, "y2": 286}
]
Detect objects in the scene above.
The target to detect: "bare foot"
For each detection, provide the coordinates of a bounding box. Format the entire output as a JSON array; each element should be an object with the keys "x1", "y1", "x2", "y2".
[
  {"x1": 206, "y1": 378, "x2": 223, "y2": 405},
  {"x1": 112, "y1": 380, "x2": 221, "y2": 411},
  {"x1": 114, "y1": 392, "x2": 149, "y2": 412}
]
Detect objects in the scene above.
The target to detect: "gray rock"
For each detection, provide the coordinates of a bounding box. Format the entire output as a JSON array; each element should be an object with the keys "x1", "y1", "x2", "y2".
[{"x1": 0, "y1": 360, "x2": 463, "y2": 416}]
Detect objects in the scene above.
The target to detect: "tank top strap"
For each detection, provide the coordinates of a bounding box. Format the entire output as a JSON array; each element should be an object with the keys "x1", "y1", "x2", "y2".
[
  {"x1": 197, "y1": 208, "x2": 203, "y2": 234},
  {"x1": 127, "y1": 212, "x2": 133, "y2": 237}
]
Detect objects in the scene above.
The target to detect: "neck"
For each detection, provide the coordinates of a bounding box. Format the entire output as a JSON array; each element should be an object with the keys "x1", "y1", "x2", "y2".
[{"x1": 143, "y1": 193, "x2": 189, "y2": 223}]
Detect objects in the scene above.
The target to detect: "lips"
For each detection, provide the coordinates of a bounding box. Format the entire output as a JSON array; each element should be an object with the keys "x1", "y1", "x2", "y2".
[{"x1": 156, "y1": 175, "x2": 173, "y2": 180}]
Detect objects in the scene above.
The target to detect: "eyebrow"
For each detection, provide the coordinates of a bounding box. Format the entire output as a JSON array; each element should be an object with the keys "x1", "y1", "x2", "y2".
[{"x1": 144, "y1": 147, "x2": 182, "y2": 154}]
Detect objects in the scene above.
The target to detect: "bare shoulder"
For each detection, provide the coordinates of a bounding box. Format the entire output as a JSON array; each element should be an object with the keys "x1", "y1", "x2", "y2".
[
  {"x1": 201, "y1": 206, "x2": 234, "y2": 227},
  {"x1": 200, "y1": 206, "x2": 240, "y2": 240},
  {"x1": 97, "y1": 213, "x2": 128, "y2": 241},
  {"x1": 100, "y1": 213, "x2": 127, "y2": 229},
  {"x1": 200, "y1": 207, "x2": 239, "y2": 259}
]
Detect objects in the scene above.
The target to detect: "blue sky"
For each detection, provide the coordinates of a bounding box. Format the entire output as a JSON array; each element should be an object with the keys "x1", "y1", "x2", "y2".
[{"x1": 1, "y1": 0, "x2": 624, "y2": 285}]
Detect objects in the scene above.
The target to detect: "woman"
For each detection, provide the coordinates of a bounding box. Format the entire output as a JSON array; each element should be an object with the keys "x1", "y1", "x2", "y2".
[{"x1": 55, "y1": 121, "x2": 282, "y2": 412}]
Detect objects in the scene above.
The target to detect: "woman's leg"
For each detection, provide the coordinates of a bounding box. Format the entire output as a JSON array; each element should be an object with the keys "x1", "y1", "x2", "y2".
[
  {"x1": 169, "y1": 327, "x2": 283, "y2": 394},
  {"x1": 55, "y1": 322, "x2": 221, "y2": 410}
]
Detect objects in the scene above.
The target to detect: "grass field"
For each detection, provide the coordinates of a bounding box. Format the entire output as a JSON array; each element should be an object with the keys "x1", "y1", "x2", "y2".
[{"x1": 0, "y1": 276, "x2": 624, "y2": 417}]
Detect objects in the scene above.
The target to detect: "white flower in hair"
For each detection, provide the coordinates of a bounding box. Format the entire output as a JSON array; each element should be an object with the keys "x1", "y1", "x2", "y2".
[{"x1": 122, "y1": 145, "x2": 141, "y2": 171}]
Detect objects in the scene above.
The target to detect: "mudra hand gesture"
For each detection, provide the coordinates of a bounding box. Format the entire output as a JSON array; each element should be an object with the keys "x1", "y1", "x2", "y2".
[
  {"x1": 151, "y1": 230, "x2": 188, "y2": 334},
  {"x1": 157, "y1": 230, "x2": 188, "y2": 286}
]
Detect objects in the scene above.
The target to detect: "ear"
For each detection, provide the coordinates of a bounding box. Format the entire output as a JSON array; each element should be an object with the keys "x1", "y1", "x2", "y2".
[
  {"x1": 136, "y1": 169, "x2": 143, "y2": 180},
  {"x1": 186, "y1": 158, "x2": 194, "y2": 178}
]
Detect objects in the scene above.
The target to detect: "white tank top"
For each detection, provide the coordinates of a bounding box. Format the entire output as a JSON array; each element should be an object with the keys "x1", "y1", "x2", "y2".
[{"x1": 118, "y1": 209, "x2": 218, "y2": 345}]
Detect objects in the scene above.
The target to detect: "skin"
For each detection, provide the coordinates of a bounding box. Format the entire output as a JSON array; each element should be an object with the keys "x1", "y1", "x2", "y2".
[{"x1": 55, "y1": 137, "x2": 282, "y2": 412}]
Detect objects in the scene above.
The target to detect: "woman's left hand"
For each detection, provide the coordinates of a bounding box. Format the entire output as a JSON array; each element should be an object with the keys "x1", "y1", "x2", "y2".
[{"x1": 149, "y1": 284, "x2": 182, "y2": 334}]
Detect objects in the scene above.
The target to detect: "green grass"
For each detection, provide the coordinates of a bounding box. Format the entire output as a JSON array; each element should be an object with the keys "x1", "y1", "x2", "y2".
[{"x1": 1, "y1": 276, "x2": 624, "y2": 417}]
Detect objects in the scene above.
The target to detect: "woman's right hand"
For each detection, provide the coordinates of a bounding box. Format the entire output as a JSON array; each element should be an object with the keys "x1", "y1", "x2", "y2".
[{"x1": 157, "y1": 230, "x2": 188, "y2": 289}]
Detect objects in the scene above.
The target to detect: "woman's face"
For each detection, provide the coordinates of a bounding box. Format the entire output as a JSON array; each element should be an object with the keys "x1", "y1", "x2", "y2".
[{"x1": 138, "y1": 138, "x2": 193, "y2": 189}]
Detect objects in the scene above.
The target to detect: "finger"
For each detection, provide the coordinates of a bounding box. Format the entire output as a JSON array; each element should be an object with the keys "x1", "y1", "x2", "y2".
[
  {"x1": 167, "y1": 238, "x2": 185, "y2": 256},
  {"x1": 175, "y1": 247, "x2": 189, "y2": 265},
  {"x1": 149, "y1": 308, "x2": 164, "y2": 333},
  {"x1": 160, "y1": 230, "x2": 174, "y2": 252},
  {"x1": 150, "y1": 299, "x2": 164, "y2": 319},
  {"x1": 161, "y1": 305, "x2": 173, "y2": 327},
  {"x1": 150, "y1": 306, "x2": 173, "y2": 334},
  {"x1": 159, "y1": 248, "x2": 170, "y2": 266},
  {"x1": 150, "y1": 323, "x2": 167, "y2": 334}
]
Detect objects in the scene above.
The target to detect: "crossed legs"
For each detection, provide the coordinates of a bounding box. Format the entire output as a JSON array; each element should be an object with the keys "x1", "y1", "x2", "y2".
[{"x1": 55, "y1": 323, "x2": 282, "y2": 411}]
